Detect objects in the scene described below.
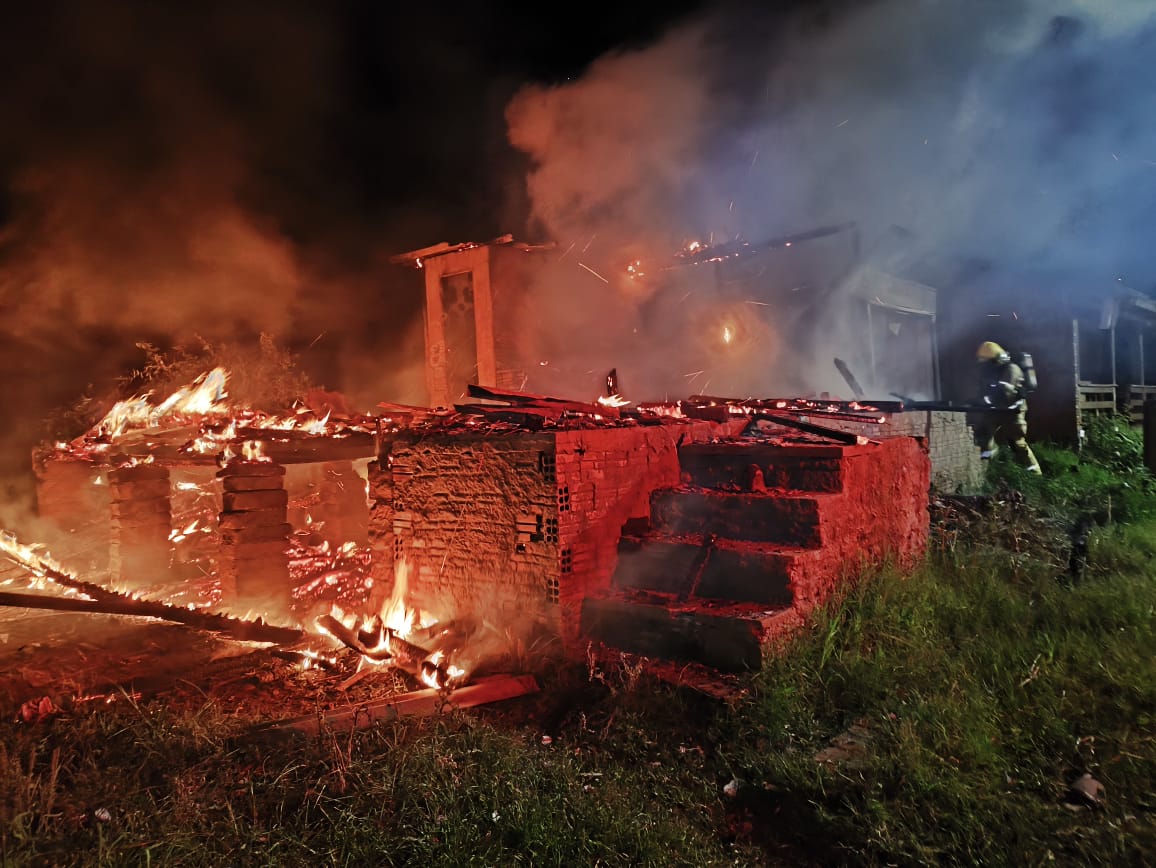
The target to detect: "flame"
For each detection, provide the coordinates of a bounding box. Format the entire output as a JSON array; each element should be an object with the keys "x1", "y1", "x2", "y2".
[
  {"x1": 420, "y1": 650, "x2": 466, "y2": 690},
  {"x1": 308, "y1": 556, "x2": 467, "y2": 685},
  {"x1": 722, "y1": 325, "x2": 734, "y2": 344},
  {"x1": 70, "y1": 368, "x2": 364, "y2": 463},
  {"x1": 300, "y1": 649, "x2": 337, "y2": 671},
  {"x1": 381, "y1": 595, "x2": 417, "y2": 635},
  {"x1": 1, "y1": 531, "x2": 66, "y2": 581},
  {"x1": 380, "y1": 556, "x2": 419, "y2": 635},
  {"x1": 221, "y1": 440, "x2": 272, "y2": 464},
  {"x1": 242, "y1": 440, "x2": 268, "y2": 461},
  {"x1": 97, "y1": 368, "x2": 230, "y2": 438},
  {"x1": 168, "y1": 518, "x2": 206, "y2": 544},
  {"x1": 299, "y1": 411, "x2": 331, "y2": 435},
  {"x1": 0, "y1": 531, "x2": 86, "y2": 597},
  {"x1": 597, "y1": 394, "x2": 631, "y2": 408}
]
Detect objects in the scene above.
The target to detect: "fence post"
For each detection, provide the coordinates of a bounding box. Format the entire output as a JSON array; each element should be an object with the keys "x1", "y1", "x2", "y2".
[{"x1": 1145, "y1": 400, "x2": 1156, "y2": 474}]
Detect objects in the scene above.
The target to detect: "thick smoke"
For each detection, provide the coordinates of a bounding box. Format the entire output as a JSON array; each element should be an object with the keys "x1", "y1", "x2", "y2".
[
  {"x1": 505, "y1": 0, "x2": 1156, "y2": 399},
  {"x1": 0, "y1": 2, "x2": 517, "y2": 505}
]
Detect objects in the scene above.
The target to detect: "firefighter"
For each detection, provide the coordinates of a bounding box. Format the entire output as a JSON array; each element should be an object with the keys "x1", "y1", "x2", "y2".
[{"x1": 972, "y1": 341, "x2": 1041, "y2": 473}]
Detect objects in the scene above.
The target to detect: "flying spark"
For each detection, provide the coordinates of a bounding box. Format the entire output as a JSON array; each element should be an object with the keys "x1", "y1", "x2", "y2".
[{"x1": 578, "y1": 262, "x2": 608, "y2": 283}]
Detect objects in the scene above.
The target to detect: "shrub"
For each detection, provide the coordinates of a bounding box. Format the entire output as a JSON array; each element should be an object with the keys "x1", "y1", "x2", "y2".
[{"x1": 985, "y1": 414, "x2": 1156, "y2": 525}]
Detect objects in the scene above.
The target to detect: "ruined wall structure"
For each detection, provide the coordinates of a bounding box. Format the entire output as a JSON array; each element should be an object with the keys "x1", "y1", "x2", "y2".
[
  {"x1": 812, "y1": 410, "x2": 983, "y2": 493},
  {"x1": 367, "y1": 419, "x2": 733, "y2": 647}
]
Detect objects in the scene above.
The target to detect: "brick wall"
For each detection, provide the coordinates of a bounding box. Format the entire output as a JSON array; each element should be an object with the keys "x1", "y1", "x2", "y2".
[
  {"x1": 552, "y1": 420, "x2": 726, "y2": 647},
  {"x1": 798, "y1": 410, "x2": 984, "y2": 493},
  {"x1": 368, "y1": 430, "x2": 560, "y2": 630},
  {"x1": 367, "y1": 418, "x2": 734, "y2": 645}
]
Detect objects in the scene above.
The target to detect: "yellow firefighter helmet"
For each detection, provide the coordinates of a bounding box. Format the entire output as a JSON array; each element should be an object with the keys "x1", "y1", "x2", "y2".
[{"x1": 976, "y1": 341, "x2": 1008, "y2": 362}]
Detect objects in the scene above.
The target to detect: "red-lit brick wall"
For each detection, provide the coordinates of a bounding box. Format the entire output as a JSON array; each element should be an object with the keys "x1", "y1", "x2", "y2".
[{"x1": 367, "y1": 419, "x2": 737, "y2": 646}]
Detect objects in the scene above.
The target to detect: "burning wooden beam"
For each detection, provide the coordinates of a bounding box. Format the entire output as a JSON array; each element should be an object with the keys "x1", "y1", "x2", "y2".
[
  {"x1": 0, "y1": 590, "x2": 303, "y2": 644},
  {"x1": 833, "y1": 358, "x2": 866, "y2": 399},
  {"x1": 315, "y1": 612, "x2": 393, "y2": 661},
  {"x1": 687, "y1": 394, "x2": 902, "y2": 418},
  {"x1": 2, "y1": 530, "x2": 304, "y2": 644},
  {"x1": 314, "y1": 612, "x2": 460, "y2": 688},
  {"x1": 465, "y1": 384, "x2": 620, "y2": 418}
]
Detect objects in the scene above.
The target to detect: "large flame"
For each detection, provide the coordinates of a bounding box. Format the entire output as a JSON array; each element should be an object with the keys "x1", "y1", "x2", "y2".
[
  {"x1": 98, "y1": 368, "x2": 231, "y2": 438},
  {"x1": 0, "y1": 530, "x2": 72, "y2": 592},
  {"x1": 379, "y1": 555, "x2": 418, "y2": 635},
  {"x1": 311, "y1": 557, "x2": 465, "y2": 689},
  {"x1": 79, "y1": 368, "x2": 369, "y2": 455}
]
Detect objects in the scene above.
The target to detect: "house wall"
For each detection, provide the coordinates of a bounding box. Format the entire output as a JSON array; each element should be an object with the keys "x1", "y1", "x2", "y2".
[
  {"x1": 367, "y1": 430, "x2": 558, "y2": 631},
  {"x1": 365, "y1": 418, "x2": 734, "y2": 648}
]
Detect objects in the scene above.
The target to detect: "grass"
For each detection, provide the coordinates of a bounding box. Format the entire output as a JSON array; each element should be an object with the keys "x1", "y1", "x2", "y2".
[
  {"x1": 717, "y1": 541, "x2": 1156, "y2": 865},
  {"x1": 4, "y1": 435, "x2": 1156, "y2": 865}
]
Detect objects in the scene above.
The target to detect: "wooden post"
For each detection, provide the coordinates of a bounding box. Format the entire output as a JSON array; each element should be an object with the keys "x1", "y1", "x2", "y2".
[{"x1": 1144, "y1": 400, "x2": 1156, "y2": 474}]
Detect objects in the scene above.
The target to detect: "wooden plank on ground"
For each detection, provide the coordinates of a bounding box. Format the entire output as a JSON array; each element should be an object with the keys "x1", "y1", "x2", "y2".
[{"x1": 262, "y1": 673, "x2": 540, "y2": 735}]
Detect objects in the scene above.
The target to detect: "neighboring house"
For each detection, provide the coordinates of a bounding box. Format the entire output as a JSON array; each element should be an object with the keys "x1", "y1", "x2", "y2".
[{"x1": 933, "y1": 263, "x2": 1156, "y2": 445}]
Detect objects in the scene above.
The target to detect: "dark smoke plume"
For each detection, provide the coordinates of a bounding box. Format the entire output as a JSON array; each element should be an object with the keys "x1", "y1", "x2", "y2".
[{"x1": 0, "y1": 2, "x2": 521, "y2": 504}]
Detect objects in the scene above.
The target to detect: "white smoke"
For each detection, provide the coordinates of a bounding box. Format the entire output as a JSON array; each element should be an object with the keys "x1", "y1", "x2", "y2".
[{"x1": 504, "y1": 0, "x2": 1156, "y2": 399}]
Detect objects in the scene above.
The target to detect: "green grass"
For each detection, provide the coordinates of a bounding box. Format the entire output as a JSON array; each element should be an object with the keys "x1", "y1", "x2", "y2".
[
  {"x1": 716, "y1": 542, "x2": 1156, "y2": 865},
  {"x1": 4, "y1": 432, "x2": 1156, "y2": 866}
]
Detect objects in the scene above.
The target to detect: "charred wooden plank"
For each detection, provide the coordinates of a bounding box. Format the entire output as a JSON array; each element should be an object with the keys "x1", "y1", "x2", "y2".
[
  {"x1": 747, "y1": 412, "x2": 863, "y2": 445},
  {"x1": 466, "y1": 384, "x2": 620, "y2": 418},
  {"x1": 688, "y1": 394, "x2": 904, "y2": 415},
  {"x1": 261, "y1": 674, "x2": 541, "y2": 735},
  {"x1": 452, "y1": 406, "x2": 551, "y2": 429},
  {"x1": 315, "y1": 613, "x2": 393, "y2": 661},
  {"x1": 833, "y1": 358, "x2": 865, "y2": 399}
]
